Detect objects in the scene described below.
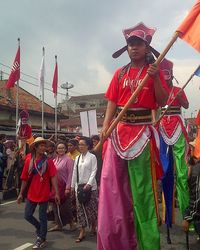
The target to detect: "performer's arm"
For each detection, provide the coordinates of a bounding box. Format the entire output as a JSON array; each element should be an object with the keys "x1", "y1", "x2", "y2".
[
  {"x1": 51, "y1": 175, "x2": 60, "y2": 204},
  {"x1": 147, "y1": 64, "x2": 168, "y2": 106},
  {"x1": 176, "y1": 91, "x2": 189, "y2": 109},
  {"x1": 153, "y1": 75, "x2": 168, "y2": 106},
  {"x1": 17, "y1": 180, "x2": 28, "y2": 203},
  {"x1": 101, "y1": 100, "x2": 117, "y2": 140}
]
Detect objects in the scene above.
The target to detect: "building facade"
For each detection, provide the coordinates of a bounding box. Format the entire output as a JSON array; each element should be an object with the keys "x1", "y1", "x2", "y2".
[{"x1": 59, "y1": 93, "x2": 107, "y2": 133}]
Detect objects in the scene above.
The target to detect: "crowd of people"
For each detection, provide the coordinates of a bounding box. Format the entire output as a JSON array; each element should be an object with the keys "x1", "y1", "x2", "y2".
[{"x1": 0, "y1": 133, "x2": 102, "y2": 249}]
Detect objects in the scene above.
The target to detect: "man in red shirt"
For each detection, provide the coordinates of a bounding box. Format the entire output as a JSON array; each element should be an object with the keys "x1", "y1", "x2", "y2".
[
  {"x1": 98, "y1": 22, "x2": 168, "y2": 250},
  {"x1": 17, "y1": 137, "x2": 60, "y2": 249},
  {"x1": 159, "y1": 59, "x2": 189, "y2": 229}
]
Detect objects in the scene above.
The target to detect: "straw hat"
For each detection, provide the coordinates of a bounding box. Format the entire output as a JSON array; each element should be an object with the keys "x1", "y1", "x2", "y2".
[
  {"x1": 29, "y1": 137, "x2": 48, "y2": 150},
  {"x1": 4, "y1": 140, "x2": 15, "y2": 147}
]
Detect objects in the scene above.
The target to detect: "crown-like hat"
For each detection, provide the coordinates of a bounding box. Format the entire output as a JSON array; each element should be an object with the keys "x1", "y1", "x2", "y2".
[
  {"x1": 112, "y1": 22, "x2": 156, "y2": 58},
  {"x1": 19, "y1": 109, "x2": 29, "y2": 119},
  {"x1": 159, "y1": 59, "x2": 173, "y2": 81}
]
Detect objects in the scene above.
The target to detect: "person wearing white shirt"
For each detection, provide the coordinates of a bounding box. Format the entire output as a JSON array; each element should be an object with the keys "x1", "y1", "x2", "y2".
[{"x1": 71, "y1": 137, "x2": 98, "y2": 243}]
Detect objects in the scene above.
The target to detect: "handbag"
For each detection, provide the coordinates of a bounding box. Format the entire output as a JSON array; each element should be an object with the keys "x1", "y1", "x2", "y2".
[{"x1": 76, "y1": 155, "x2": 91, "y2": 205}]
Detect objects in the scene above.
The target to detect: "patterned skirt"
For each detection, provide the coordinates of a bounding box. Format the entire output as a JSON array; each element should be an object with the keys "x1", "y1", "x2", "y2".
[{"x1": 76, "y1": 190, "x2": 98, "y2": 228}]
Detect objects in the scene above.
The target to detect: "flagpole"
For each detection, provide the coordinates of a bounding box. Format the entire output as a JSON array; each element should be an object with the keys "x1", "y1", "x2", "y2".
[
  {"x1": 155, "y1": 64, "x2": 200, "y2": 125},
  {"x1": 16, "y1": 38, "x2": 20, "y2": 136},
  {"x1": 55, "y1": 55, "x2": 58, "y2": 141},
  {"x1": 42, "y1": 47, "x2": 45, "y2": 137}
]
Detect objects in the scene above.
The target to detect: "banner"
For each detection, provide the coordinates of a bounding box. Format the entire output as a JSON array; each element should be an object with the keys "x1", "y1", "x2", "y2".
[{"x1": 80, "y1": 110, "x2": 98, "y2": 137}]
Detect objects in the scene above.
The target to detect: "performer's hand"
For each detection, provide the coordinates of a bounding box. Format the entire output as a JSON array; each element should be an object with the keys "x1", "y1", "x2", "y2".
[
  {"x1": 84, "y1": 184, "x2": 92, "y2": 191},
  {"x1": 65, "y1": 189, "x2": 71, "y2": 197},
  {"x1": 147, "y1": 63, "x2": 159, "y2": 79},
  {"x1": 182, "y1": 219, "x2": 189, "y2": 232},
  {"x1": 100, "y1": 125, "x2": 109, "y2": 142},
  {"x1": 71, "y1": 188, "x2": 75, "y2": 197},
  {"x1": 55, "y1": 193, "x2": 60, "y2": 205},
  {"x1": 17, "y1": 194, "x2": 23, "y2": 204}
]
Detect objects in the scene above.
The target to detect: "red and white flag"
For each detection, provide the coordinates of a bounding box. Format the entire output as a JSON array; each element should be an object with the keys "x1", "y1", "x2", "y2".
[
  {"x1": 5, "y1": 45, "x2": 20, "y2": 89},
  {"x1": 52, "y1": 56, "x2": 58, "y2": 96}
]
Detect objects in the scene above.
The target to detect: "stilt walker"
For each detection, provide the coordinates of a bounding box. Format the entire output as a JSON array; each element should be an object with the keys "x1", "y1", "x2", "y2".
[
  {"x1": 97, "y1": 22, "x2": 169, "y2": 250},
  {"x1": 97, "y1": 2, "x2": 200, "y2": 249},
  {"x1": 159, "y1": 58, "x2": 190, "y2": 223}
]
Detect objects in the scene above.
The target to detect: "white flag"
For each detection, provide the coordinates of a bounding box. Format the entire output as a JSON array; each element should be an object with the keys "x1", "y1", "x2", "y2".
[{"x1": 38, "y1": 48, "x2": 45, "y2": 97}]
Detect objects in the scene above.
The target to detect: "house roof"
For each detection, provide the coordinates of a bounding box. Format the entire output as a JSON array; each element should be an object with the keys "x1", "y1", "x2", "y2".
[
  {"x1": 60, "y1": 117, "x2": 104, "y2": 128},
  {"x1": 62, "y1": 106, "x2": 106, "y2": 117},
  {"x1": 0, "y1": 80, "x2": 65, "y2": 118},
  {"x1": 68, "y1": 93, "x2": 105, "y2": 102}
]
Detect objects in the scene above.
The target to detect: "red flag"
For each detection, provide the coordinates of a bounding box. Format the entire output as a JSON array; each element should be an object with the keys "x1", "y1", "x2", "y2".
[
  {"x1": 52, "y1": 59, "x2": 58, "y2": 96},
  {"x1": 196, "y1": 110, "x2": 200, "y2": 125},
  {"x1": 6, "y1": 46, "x2": 20, "y2": 89},
  {"x1": 176, "y1": 0, "x2": 200, "y2": 52}
]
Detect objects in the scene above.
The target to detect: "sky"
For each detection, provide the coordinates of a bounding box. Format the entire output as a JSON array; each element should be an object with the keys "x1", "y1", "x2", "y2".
[{"x1": 0, "y1": 0, "x2": 199, "y2": 118}]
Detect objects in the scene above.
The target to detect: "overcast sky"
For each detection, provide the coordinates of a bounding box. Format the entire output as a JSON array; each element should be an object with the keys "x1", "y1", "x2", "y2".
[{"x1": 0, "y1": 0, "x2": 199, "y2": 117}]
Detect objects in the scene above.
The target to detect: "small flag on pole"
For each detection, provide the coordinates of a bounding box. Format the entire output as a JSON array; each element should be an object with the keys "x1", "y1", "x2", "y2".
[
  {"x1": 176, "y1": 0, "x2": 200, "y2": 52},
  {"x1": 38, "y1": 47, "x2": 45, "y2": 96},
  {"x1": 52, "y1": 55, "x2": 58, "y2": 96},
  {"x1": 196, "y1": 110, "x2": 200, "y2": 125},
  {"x1": 194, "y1": 65, "x2": 200, "y2": 77},
  {"x1": 6, "y1": 42, "x2": 20, "y2": 89}
]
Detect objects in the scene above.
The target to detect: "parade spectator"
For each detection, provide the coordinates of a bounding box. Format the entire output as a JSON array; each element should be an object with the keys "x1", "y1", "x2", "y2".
[
  {"x1": 0, "y1": 134, "x2": 7, "y2": 191},
  {"x1": 67, "y1": 138, "x2": 80, "y2": 226},
  {"x1": 182, "y1": 140, "x2": 200, "y2": 242},
  {"x1": 67, "y1": 139, "x2": 80, "y2": 160},
  {"x1": 48, "y1": 141, "x2": 75, "y2": 232},
  {"x1": 91, "y1": 135, "x2": 103, "y2": 186},
  {"x1": 17, "y1": 137, "x2": 60, "y2": 249},
  {"x1": 71, "y1": 137, "x2": 98, "y2": 243},
  {"x1": 58, "y1": 135, "x2": 68, "y2": 143},
  {"x1": 5, "y1": 140, "x2": 16, "y2": 168},
  {"x1": 46, "y1": 140, "x2": 56, "y2": 160},
  {"x1": 4, "y1": 140, "x2": 16, "y2": 189}
]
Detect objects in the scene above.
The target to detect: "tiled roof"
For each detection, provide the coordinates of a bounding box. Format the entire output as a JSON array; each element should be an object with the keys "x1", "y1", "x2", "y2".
[
  {"x1": 60, "y1": 117, "x2": 104, "y2": 128},
  {"x1": 0, "y1": 80, "x2": 55, "y2": 115},
  {"x1": 69, "y1": 93, "x2": 105, "y2": 102},
  {"x1": 62, "y1": 106, "x2": 106, "y2": 117}
]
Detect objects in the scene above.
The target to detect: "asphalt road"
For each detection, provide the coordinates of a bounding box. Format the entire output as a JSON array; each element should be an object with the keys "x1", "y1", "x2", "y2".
[{"x1": 0, "y1": 199, "x2": 199, "y2": 250}]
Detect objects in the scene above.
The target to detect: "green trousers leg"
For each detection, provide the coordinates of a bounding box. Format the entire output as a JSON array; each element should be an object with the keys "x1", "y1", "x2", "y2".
[
  {"x1": 128, "y1": 143, "x2": 160, "y2": 250},
  {"x1": 173, "y1": 133, "x2": 189, "y2": 217}
]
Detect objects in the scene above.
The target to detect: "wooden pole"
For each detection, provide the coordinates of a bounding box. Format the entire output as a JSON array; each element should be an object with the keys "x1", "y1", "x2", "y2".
[
  {"x1": 15, "y1": 38, "x2": 20, "y2": 139},
  {"x1": 54, "y1": 55, "x2": 58, "y2": 141},
  {"x1": 41, "y1": 47, "x2": 45, "y2": 137}
]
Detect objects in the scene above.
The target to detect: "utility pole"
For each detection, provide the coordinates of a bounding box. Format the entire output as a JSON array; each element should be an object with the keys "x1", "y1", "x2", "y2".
[{"x1": 61, "y1": 82, "x2": 74, "y2": 117}]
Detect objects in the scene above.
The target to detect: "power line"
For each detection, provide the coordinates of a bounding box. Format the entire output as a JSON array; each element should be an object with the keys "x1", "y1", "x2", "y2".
[{"x1": 0, "y1": 62, "x2": 87, "y2": 96}]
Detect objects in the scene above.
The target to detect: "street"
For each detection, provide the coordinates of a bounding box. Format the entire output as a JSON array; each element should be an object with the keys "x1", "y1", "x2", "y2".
[{"x1": 0, "y1": 199, "x2": 199, "y2": 250}]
